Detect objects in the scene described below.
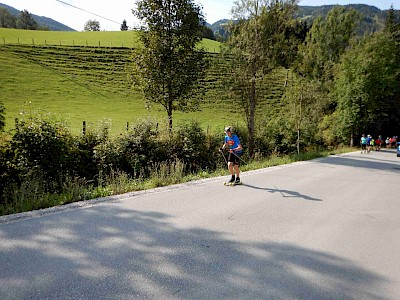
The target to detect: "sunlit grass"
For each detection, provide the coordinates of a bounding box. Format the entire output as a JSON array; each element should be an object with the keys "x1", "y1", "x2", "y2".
[{"x1": 0, "y1": 28, "x2": 221, "y2": 52}]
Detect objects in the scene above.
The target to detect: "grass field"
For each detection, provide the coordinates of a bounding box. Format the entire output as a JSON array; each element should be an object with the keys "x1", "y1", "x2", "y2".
[
  {"x1": 0, "y1": 45, "x2": 236, "y2": 134},
  {"x1": 0, "y1": 28, "x2": 222, "y2": 52},
  {"x1": 0, "y1": 28, "x2": 288, "y2": 135}
]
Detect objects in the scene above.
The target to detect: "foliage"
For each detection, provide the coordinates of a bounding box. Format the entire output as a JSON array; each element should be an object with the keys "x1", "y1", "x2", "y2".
[
  {"x1": 94, "y1": 118, "x2": 162, "y2": 179},
  {"x1": 16, "y1": 10, "x2": 38, "y2": 30},
  {"x1": 384, "y1": 5, "x2": 400, "y2": 34},
  {"x1": 120, "y1": 20, "x2": 128, "y2": 31},
  {"x1": 84, "y1": 20, "x2": 101, "y2": 31},
  {"x1": 201, "y1": 26, "x2": 215, "y2": 40},
  {"x1": 297, "y1": 6, "x2": 361, "y2": 85},
  {"x1": 173, "y1": 120, "x2": 220, "y2": 171},
  {"x1": 10, "y1": 113, "x2": 76, "y2": 192},
  {"x1": 0, "y1": 7, "x2": 16, "y2": 28},
  {"x1": 1, "y1": 116, "x2": 227, "y2": 214},
  {"x1": 132, "y1": 0, "x2": 209, "y2": 129},
  {"x1": 281, "y1": 74, "x2": 328, "y2": 152},
  {"x1": 224, "y1": 0, "x2": 300, "y2": 156},
  {"x1": 0, "y1": 8, "x2": 42, "y2": 30},
  {"x1": 296, "y1": 4, "x2": 391, "y2": 36},
  {"x1": 334, "y1": 32, "x2": 400, "y2": 141}
]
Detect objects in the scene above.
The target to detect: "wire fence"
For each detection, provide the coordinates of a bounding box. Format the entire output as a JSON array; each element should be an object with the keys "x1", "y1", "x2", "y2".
[
  {"x1": 1, "y1": 37, "x2": 220, "y2": 52},
  {"x1": 1, "y1": 37, "x2": 135, "y2": 48}
]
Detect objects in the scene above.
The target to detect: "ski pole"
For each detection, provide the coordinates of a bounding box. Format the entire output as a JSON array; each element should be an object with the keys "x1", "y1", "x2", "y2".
[
  {"x1": 231, "y1": 151, "x2": 248, "y2": 164},
  {"x1": 219, "y1": 149, "x2": 228, "y2": 164}
]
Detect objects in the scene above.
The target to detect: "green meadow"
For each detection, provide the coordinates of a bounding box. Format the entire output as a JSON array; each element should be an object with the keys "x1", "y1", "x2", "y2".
[
  {"x1": 0, "y1": 28, "x2": 222, "y2": 52},
  {"x1": 0, "y1": 28, "x2": 238, "y2": 135}
]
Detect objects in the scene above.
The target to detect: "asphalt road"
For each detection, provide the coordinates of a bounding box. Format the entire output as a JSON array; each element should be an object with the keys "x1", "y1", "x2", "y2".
[{"x1": 1, "y1": 150, "x2": 400, "y2": 299}]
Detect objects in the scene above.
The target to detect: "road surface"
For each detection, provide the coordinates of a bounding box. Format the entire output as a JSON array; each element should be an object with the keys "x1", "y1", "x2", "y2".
[{"x1": 1, "y1": 150, "x2": 400, "y2": 299}]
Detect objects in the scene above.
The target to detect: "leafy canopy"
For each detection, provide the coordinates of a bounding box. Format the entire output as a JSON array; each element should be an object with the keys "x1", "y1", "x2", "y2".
[{"x1": 132, "y1": 0, "x2": 209, "y2": 129}]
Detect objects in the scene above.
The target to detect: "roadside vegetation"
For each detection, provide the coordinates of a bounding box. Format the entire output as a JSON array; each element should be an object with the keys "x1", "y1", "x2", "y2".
[
  {"x1": 0, "y1": 1, "x2": 399, "y2": 216},
  {"x1": 0, "y1": 112, "x2": 352, "y2": 216}
]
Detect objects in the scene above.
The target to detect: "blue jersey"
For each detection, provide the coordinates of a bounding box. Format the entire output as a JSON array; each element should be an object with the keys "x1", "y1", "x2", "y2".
[
  {"x1": 225, "y1": 134, "x2": 243, "y2": 153},
  {"x1": 361, "y1": 137, "x2": 367, "y2": 145}
]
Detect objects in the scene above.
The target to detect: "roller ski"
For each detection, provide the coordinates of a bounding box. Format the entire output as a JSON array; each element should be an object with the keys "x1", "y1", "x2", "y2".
[{"x1": 224, "y1": 176, "x2": 242, "y2": 186}]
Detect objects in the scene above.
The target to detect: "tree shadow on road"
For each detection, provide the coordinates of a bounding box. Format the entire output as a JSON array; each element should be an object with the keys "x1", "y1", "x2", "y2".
[
  {"x1": 317, "y1": 154, "x2": 400, "y2": 174},
  {"x1": 0, "y1": 206, "x2": 389, "y2": 299}
]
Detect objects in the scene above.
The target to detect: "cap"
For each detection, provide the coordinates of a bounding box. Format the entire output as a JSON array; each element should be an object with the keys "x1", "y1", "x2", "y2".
[{"x1": 224, "y1": 126, "x2": 232, "y2": 133}]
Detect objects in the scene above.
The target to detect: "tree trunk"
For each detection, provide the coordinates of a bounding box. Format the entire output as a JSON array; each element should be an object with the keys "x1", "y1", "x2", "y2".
[
  {"x1": 297, "y1": 92, "x2": 302, "y2": 155},
  {"x1": 248, "y1": 79, "x2": 256, "y2": 157},
  {"x1": 350, "y1": 132, "x2": 354, "y2": 147},
  {"x1": 167, "y1": 102, "x2": 173, "y2": 131}
]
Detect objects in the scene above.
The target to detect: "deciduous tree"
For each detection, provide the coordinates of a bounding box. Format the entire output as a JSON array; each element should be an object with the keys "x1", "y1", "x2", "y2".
[
  {"x1": 297, "y1": 6, "x2": 360, "y2": 85},
  {"x1": 84, "y1": 19, "x2": 100, "y2": 31},
  {"x1": 334, "y1": 32, "x2": 400, "y2": 144},
  {"x1": 224, "y1": 0, "x2": 299, "y2": 156},
  {"x1": 131, "y1": 0, "x2": 209, "y2": 130}
]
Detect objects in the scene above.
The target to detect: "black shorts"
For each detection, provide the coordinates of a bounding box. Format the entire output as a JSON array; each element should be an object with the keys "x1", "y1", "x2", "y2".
[
  {"x1": 361, "y1": 144, "x2": 366, "y2": 150},
  {"x1": 228, "y1": 151, "x2": 242, "y2": 165}
]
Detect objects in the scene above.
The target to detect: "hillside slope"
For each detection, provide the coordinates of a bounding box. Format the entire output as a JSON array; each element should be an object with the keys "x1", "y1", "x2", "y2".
[
  {"x1": 0, "y1": 44, "x2": 249, "y2": 133},
  {"x1": 0, "y1": 3, "x2": 75, "y2": 31},
  {"x1": 0, "y1": 43, "x2": 287, "y2": 134}
]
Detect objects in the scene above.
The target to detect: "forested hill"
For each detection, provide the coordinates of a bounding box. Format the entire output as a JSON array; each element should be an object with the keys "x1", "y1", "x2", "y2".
[
  {"x1": 0, "y1": 3, "x2": 75, "y2": 31},
  {"x1": 209, "y1": 4, "x2": 399, "y2": 40},
  {"x1": 1, "y1": 2, "x2": 398, "y2": 34},
  {"x1": 296, "y1": 4, "x2": 400, "y2": 35}
]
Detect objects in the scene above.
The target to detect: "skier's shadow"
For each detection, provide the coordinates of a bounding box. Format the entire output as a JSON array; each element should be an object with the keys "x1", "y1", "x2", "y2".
[{"x1": 242, "y1": 183, "x2": 323, "y2": 202}]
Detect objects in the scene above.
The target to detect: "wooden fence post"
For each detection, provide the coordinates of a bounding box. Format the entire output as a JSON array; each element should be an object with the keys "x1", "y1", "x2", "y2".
[{"x1": 83, "y1": 121, "x2": 86, "y2": 135}]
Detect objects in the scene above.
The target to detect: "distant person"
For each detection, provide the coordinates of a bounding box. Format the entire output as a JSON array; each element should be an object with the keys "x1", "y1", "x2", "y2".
[
  {"x1": 392, "y1": 136, "x2": 397, "y2": 149},
  {"x1": 386, "y1": 137, "x2": 391, "y2": 148},
  {"x1": 369, "y1": 136, "x2": 375, "y2": 152},
  {"x1": 360, "y1": 134, "x2": 367, "y2": 153},
  {"x1": 375, "y1": 135, "x2": 383, "y2": 151},
  {"x1": 220, "y1": 126, "x2": 243, "y2": 185},
  {"x1": 366, "y1": 134, "x2": 372, "y2": 153}
]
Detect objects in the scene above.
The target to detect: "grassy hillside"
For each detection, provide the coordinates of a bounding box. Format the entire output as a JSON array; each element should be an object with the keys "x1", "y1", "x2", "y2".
[
  {"x1": 0, "y1": 29, "x2": 288, "y2": 135},
  {"x1": 0, "y1": 44, "x2": 236, "y2": 134},
  {"x1": 0, "y1": 28, "x2": 221, "y2": 52}
]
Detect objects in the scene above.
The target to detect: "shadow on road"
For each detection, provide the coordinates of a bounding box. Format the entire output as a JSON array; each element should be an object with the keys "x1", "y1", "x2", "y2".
[
  {"x1": 0, "y1": 206, "x2": 388, "y2": 299},
  {"x1": 242, "y1": 184, "x2": 323, "y2": 201},
  {"x1": 316, "y1": 153, "x2": 400, "y2": 174}
]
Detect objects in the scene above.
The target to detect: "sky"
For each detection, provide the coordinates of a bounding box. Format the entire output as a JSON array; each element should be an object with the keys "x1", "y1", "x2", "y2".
[{"x1": 1, "y1": 0, "x2": 398, "y2": 31}]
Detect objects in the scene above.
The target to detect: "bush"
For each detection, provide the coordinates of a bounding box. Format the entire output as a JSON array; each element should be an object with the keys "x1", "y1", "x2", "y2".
[
  {"x1": 173, "y1": 121, "x2": 220, "y2": 172},
  {"x1": 93, "y1": 118, "x2": 163, "y2": 179},
  {"x1": 11, "y1": 114, "x2": 75, "y2": 192}
]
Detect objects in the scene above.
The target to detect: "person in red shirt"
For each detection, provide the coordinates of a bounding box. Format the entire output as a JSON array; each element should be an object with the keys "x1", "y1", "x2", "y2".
[{"x1": 375, "y1": 136, "x2": 382, "y2": 151}]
